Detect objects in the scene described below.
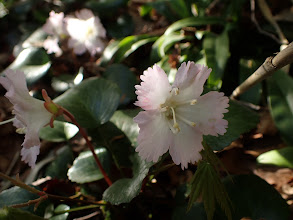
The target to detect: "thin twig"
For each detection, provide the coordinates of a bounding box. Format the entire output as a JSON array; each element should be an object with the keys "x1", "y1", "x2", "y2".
[
  {"x1": 250, "y1": 0, "x2": 281, "y2": 44},
  {"x1": 231, "y1": 42, "x2": 293, "y2": 99},
  {"x1": 61, "y1": 108, "x2": 113, "y2": 186},
  {"x1": 257, "y1": 0, "x2": 289, "y2": 46}
]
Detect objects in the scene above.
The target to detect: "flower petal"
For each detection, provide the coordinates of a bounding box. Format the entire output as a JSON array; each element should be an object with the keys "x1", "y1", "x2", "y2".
[
  {"x1": 134, "y1": 110, "x2": 173, "y2": 162},
  {"x1": 173, "y1": 62, "x2": 211, "y2": 101},
  {"x1": 134, "y1": 65, "x2": 171, "y2": 110},
  {"x1": 177, "y1": 91, "x2": 229, "y2": 136},
  {"x1": 21, "y1": 146, "x2": 40, "y2": 168},
  {"x1": 169, "y1": 123, "x2": 203, "y2": 169}
]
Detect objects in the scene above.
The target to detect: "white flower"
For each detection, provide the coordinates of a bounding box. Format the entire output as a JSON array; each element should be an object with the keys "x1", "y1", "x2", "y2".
[
  {"x1": 66, "y1": 8, "x2": 106, "y2": 55},
  {"x1": 0, "y1": 69, "x2": 52, "y2": 168},
  {"x1": 43, "y1": 11, "x2": 67, "y2": 56},
  {"x1": 134, "y1": 62, "x2": 229, "y2": 169}
]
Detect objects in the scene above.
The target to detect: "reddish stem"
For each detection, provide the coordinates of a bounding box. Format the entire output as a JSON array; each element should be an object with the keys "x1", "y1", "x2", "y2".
[{"x1": 62, "y1": 108, "x2": 112, "y2": 186}]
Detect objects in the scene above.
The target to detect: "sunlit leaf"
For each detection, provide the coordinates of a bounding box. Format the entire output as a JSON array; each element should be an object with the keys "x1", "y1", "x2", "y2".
[
  {"x1": 4, "y1": 47, "x2": 51, "y2": 85},
  {"x1": 103, "y1": 154, "x2": 153, "y2": 205},
  {"x1": 257, "y1": 147, "x2": 293, "y2": 168},
  {"x1": 67, "y1": 148, "x2": 111, "y2": 184},
  {"x1": 39, "y1": 121, "x2": 78, "y2": 142}
]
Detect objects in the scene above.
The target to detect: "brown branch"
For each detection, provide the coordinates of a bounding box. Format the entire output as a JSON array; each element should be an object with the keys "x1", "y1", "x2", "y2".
[{"x1": 231, "y1": 42, "x2": 293, "y2": 99}]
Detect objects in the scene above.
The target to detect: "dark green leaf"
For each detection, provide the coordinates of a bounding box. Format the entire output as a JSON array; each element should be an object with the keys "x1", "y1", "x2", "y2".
[
  {"x1": 45, "y1": 146, "x2": 74, "y2": 179},
  {"x1": 204, "y1": 100, "x2": 259, "y2": 151},
  {"x1": 54, "y1": 77, "x2": 120, "y2": 128},
  {"x1": 0, "y1": 207, "x2": 45, "y2": 220},
  {"x1": 268, "y1": 70, "x2": 293, "y2": 145},
  {"x1": 39, "y1": 121, "x2": 78, "y2": 142},
  {"x1": 89, "y1": 109, "x2": 139, "y2": 168},
  {"x1": 220, "y1": 175, "x2": 289, "y2": 220},
  {"x1": 4, "y1": 47, "x2": 50, "y2": 85},
  {"x1": 50, "y1": 204, "x2": 70, "y2": 220},
  {"x1": 203, "y1": 29, "x2": 230, "y2": 89},
  {"x1": 257, "y1": 147, "x2": 293, "y2": 168},
  {"x1": 103, "y1": 154, "x2": 153, "y2": 205},
  {"x1": 188, "y1": 161, "x2": 232, "y2": 220},
  {"x1": 104, "y1": 64, "x2": 136, "y2": 105},
  {"x1": 67, "y1": 148, "x2": 111, "y2": 184}
]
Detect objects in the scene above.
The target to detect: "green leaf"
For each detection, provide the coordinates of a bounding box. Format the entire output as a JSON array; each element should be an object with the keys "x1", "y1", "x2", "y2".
[
  {"x1": 0, "y1": 186, "x2": 48, "y2": 216},
  {"x1": 104, "y1": 64, "x2": 136, "y2": 105},
  {"x1": 257, "y1": 147, "x2": 293, "y2": 168},
  {"x1": 67, "y1": 148, "x2": 111, "y2": 184},
  {"x1": 188, "y1": 161, "x2": 232, "y2": 220},
  {"x1": 101, "y1": 35, "x2": 157, "y2": 65},
  {"x1": 151, "y1": 33, "x2": 190, "y2": 62},
  {"x1": 203, "y1": 29, "x2": 230, "y2": 89},
  {"x1": 109, "y1": 109, "x2": 140, "y2": 146},
  {"x1": 4, "y1": 47, "x2": 50, "y2": 85},
  {"x1": 268, "y1": 70, "x2": 293, "y2": 145},
  {"x1": 45, "y1": 146, "x2": 74, "y2": 179},
  {"x1": 0, "y1": 207, "x2": 45, "y2": 220},
  {"x1": 54, "y1": 77, "x2": 120, "y2": 128},
  {"x1": 39, "y1": 121, "x2": 78, "y2": 142},
  {"x1": 164, "y1": 16, "x2": 225, "y2": 35},
  {"x1": 89, "y1": 109, "x2": 139, "y2": 169},
  {"x1": 103, "y1": 154, "x2": 153, "y2": 205},
  {"x1": 204, "y1": 100, "x2": 259, "y2": 151},
  {"x1": 221, "y1": 175, "x2": 289, "y2": 220},
  {"x1": 50, "y1": 204, "x2": 70, "y2": 220}
]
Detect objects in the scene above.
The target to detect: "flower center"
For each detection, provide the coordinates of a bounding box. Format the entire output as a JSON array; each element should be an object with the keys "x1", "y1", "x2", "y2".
[{"x1": 160, "y1": 87, "x2": 197, "y2": 134}]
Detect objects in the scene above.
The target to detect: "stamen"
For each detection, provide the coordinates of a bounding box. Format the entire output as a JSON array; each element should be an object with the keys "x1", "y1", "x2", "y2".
[
  {"x1": 16, "y1": 127, "x2": 26, "y2": 134},
  {"x1": 176, "y1": 99, "x2": 197, "y2": 106},
  {"x1": 170, "y1": 107, "x2": 180, "y2": 133},
  {"x1": 167, "y1": 120, "x2": 179, "y2": 134},
  {"x1": 160, "y1": 106, "x2": 168, "y2": 112},
  {"x1": 171, "y1": 87, "x2": 179, "y2": 96},
  {"x1": 176, "y1": 114, "x2": 196, "y2": 127},
  {"x1": 0, "y1": 118, "x2": 15, "y2": 126}
]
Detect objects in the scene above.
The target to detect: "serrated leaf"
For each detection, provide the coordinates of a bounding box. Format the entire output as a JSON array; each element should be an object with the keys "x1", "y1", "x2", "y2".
[
  {"x1": 67, "y1": 148, "x2": 111, "y2": 184},
  {"x1": 257, "y1": 147, "x2": 293, "y2": 168},
  {"x1": 204, "y1": 100, "x2": 259, "y2": 151},
  {"x1": 54, "y1": 77, "x2": 120, "y2": 128},
  {"x1": 188, "y1": 161, "x2": 232, "y2": 220},
  {"x1": 103, "y1": 154, "x2": 153, "y2": 205},
  {"x1": 39, "y1": 121, "x2": 78, "y2": 142},
  {"x1": 4, "y1": 47, "x2": 50, "y2": 85},
  {"x1": 0, "y1": 207, "x2": 45, "y2": 220},
  {"x1": 221, "y1": 175, "x2": 289, "y2": 220},
  {"x1": 104, "y1": 64, "x2": 136, "y2": 105},
  {"x1": 268, "y1": 70, "x2": 293, "y2": 145}
]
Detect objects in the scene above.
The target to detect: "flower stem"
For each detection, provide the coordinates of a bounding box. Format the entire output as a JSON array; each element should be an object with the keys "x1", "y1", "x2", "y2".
[{"x1": 61, "y1": 108, "x2": 112, "y2": 186}]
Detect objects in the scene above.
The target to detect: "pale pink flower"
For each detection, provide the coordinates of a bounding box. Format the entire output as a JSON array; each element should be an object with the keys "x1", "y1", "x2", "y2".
[
  {"x1": 134, "y1": 62, "x2": 229, "y2": 169},
  {"x1": 0, "y1": 69, "x2": 52, "y2": 168},
  {"x1": 43, "y1": 11, "x2": 67, "y2": 56},
  {"x1": 66, "y1": 9, "x2": 106, "y2": 56}
]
